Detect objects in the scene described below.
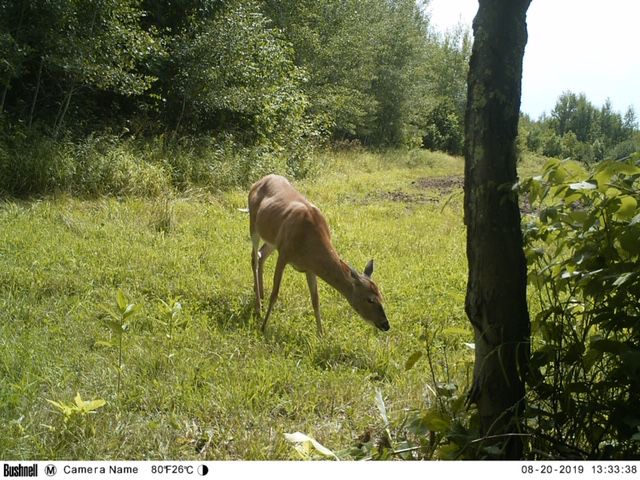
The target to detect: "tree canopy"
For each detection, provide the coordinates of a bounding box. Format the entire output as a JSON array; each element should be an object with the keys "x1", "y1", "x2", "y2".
[{"x1": 0, "y1": 0, "x2": 470, "y2": 153}]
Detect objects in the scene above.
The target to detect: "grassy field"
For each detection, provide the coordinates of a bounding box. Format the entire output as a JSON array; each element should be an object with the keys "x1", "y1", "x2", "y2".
[{"x1": 0, "y1": 150, "x2": 476, "y2": 460}]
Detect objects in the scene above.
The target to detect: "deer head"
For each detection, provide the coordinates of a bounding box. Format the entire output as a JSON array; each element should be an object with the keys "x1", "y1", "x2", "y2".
[{"x1": 349, "y1": 260, "x2": 389, "y2": 331}]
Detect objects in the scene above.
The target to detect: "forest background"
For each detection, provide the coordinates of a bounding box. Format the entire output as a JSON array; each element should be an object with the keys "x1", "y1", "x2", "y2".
[{"x1": 1, "y1": 0, "x2": 637, "y2": 196}]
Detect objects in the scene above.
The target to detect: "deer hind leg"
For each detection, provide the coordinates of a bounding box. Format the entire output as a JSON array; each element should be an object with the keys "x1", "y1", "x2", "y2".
[
  {"x1": 251, "y1": 233, "x2": 262, "y2": 316},
  {"x1": 305, "y1": 272, "x2": 324, "y2": 337},
  {"x1": 261, "y1": 253, "x2": 287, "y2": 334},
  {"x1": 257, "y1": 243, "x2": 275, "y2": 300}
]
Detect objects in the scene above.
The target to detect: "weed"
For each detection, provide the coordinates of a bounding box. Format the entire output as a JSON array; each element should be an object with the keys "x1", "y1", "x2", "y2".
[{"x1": 98, "y1": 290, "x2": 139, "y2": 397}]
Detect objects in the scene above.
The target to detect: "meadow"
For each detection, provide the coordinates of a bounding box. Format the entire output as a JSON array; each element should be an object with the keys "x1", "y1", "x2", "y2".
[{"x1": 0, "y1": 150, "x2": 476, "y2": 460}]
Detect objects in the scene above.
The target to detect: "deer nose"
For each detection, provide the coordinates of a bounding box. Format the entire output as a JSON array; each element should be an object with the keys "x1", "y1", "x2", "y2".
[{"x1": 378, "y1": 312, "x2": 390, "y2": 331}]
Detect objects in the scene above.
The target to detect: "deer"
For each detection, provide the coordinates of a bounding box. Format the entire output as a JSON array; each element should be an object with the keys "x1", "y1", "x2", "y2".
[{"x1": 248, "y1": 174, "x2": 389, "y2": 336}]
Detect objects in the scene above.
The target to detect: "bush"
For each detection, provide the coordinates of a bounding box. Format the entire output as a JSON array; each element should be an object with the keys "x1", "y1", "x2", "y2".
[
  {"x1": 541, "y1": 132, "x2": 562, "y2": 158},
  {"x1": 521, "y1": 156, "x2": 640, "y2": 459},
  {"x1": 72, "y1": 136, "x2": 170, "y2": 196},
  {"x1": 0, "y1": 127, "x2": 317, "y2": 198},
  {"x1": 607, "y1": 140, "x2": 639, "y2": 160},
  {"x1": 421, "y1": 100, "x2": 463, "y2": 155},
  {"x1": 0, "y1": 129, "x2": 75, "y2": 195}
]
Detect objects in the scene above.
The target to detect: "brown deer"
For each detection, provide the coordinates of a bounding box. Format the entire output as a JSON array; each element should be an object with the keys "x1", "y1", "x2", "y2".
[{"x1": 248, "y1": 174, "x2": 389, "y2": 336}]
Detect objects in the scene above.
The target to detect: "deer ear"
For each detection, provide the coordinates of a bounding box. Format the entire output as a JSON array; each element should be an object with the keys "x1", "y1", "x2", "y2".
[
  {"x1": 349, "y1": 265, "x2": 360, "y2": 281},
  {"x1": 363, "y1": 259, "x2": 374, "y2": 278}
]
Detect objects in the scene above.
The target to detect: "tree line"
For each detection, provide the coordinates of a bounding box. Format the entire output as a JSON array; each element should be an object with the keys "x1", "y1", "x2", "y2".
[
  {"x1": 521, "y1": 91, "x2": 639, "y2": 162},
  {"x1": 0, "y1": 0, "x2": 469, "y2": 151}
]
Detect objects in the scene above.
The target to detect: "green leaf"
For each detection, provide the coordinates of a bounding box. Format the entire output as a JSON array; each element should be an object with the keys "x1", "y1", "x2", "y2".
[
  {"x1": 583, "y1": 348, "x2": 603, "y2": 372},
  {"x1": 46, "y1": 399, "x2": 72, "y2": 416},
  {"x1": 590, "y1": 338, "x2": 627, "y2": 354},
  {"x1": 615, "y1": 195, "x2": 637, "y2": 220},
  {"x1": 605, "y1": 187, "x2": 622, "y2": 198},
  {"x1": 442, "y1": 326, "x2": 472, "y2": 336},
  {"x1": 434, "y1": 442, "x2": 460, "y2": 460},
  {"x1": 405, "y1": 351, "x2": 422, "y2": 371},
  {"x1": 122, "y1": 303, "x2": 138, "y2": 319},
  {"x1": 620, "y1": 351, "x2": 640, "y2": 373},
  {"x1": 74, "y1": 393, "x2": 106, "y2": 413},
  {"x1": 422, "y1": 409, "x2": 450, "y2": 432},
  {"x1": 116, "y1": 290, "x2": 128, "y2": 312}
]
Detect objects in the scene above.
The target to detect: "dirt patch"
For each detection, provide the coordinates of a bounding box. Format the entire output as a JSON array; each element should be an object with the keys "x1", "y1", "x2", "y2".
[
  {"x1": 372, "y1": 190, "x2": 437, "y2": 204},
  {"x1": 412, "y1": 176, "x2": 464, "y2": 194},
  {"x1": 351, "y1": 175, "x2": 464, "y2": 205}
]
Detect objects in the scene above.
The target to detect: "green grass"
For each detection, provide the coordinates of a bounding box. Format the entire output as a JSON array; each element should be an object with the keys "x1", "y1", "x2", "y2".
[{"x1": 0, "y1": 149, "x2": 474, "y2": 460}]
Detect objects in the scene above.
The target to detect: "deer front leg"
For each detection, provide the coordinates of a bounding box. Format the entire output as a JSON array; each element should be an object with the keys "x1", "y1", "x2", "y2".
[
  {"x1": 306, "y1": 272, "x2": 323, "y2": 337},
  {"x1": 261, "y1": 253, "x2": 287, "y2": 333},
  {"x1": 257, "y1": 243, "x2": 275, "y2": 300}
]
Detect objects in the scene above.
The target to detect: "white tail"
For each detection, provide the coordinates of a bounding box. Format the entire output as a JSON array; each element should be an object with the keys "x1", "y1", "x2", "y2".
[{"x1": 248, "y1": 174, "x2": 389, "y2": 336}]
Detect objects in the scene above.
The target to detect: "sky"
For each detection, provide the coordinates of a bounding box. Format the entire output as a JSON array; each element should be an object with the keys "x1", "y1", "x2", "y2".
[{"x1": 426, "y1": 0, "x2": 640, "y2": 120}]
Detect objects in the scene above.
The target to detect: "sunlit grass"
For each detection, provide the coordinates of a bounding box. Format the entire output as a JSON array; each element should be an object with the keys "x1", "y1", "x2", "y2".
[{"x1": 0, "y1": 149, "x2": 477, "y2": 459}]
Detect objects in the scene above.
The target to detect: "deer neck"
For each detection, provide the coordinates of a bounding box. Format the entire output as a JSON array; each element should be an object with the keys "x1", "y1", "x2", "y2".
[{"x1": 315, "y1": 249, "x2": 354, "y2": 300}]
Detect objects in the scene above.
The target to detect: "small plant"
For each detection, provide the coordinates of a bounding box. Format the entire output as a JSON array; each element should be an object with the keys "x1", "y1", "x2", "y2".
[
  {"x1": 47, "y1": 393, "x2": 106, "y2": 422},
  {"x1": 347, "y1": 327, "x2": 481, "y2": 461},
  {"x1": 158, "y1": 299, "x2": 186, "y2": 360},
  {"x1": 98, "y1": 290, "x2": 138, "y2": 397},
  {"x1": 46, "y1": 393, "x2": 106, "y2": 439}
]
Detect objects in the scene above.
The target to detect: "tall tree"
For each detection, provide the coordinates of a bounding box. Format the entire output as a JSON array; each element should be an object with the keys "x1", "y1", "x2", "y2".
[{"x1": 464, "y1": 0, "x2": 531, "y2": 459}]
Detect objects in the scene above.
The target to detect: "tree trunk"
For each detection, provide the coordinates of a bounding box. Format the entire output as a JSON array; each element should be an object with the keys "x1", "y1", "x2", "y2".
[
  {"x1": 0, "y1": 85, "x2": 7, "y2": 115},
  {"x1": 54, "y1": 84, "x2": 75, "y2": 139},
  {"x1": 28, "y1": 57, "x2": 44, "y2": 129},
  {"x1": 464, "y1": 0, "x2": 531, "y2": 459}
]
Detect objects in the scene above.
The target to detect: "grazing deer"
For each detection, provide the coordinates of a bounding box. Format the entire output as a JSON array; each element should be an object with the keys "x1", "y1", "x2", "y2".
[{"x1": 248, "y1": 174, "x2": 389, "y2": 336}]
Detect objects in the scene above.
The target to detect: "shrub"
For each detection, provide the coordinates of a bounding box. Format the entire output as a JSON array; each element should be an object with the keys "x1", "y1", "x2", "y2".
[
  {"x1": 421, "y1": 100, "x2": 463, "y2": 155},
  {"x1": 72, "y1": 136, "x2": 170, "y2": 197},
  {"x1": 521, "y1": 156, "x2": 640, "y2": 459},
  {"x1": 0, "y1": 129, "x2": 75, "y2": 195},
  {"x1": 607, "y1": 140, "x2": 639, "y2": 160}
]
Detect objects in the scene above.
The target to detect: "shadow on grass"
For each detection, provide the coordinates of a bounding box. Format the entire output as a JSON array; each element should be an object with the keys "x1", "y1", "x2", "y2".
[
  {"x1": 193, "y1": 290, "x2": 391, "y2": 380},
  {"x1": 196, "y1": 293, "x2": 255, "y2": 332}
]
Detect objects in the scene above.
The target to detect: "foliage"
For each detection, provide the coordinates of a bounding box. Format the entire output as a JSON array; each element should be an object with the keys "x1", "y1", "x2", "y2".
[
  {"x1": 99, "y1": 290, "x2": 139, "y2": 397},
  {"x1": 343, "y1": 325, "x2": 481, "y2": 460},
  {"x1": 46, "y1": 393, "x2": 107, "y2": 441},
  {"x1": 249, "y1": 0, "x2": 468, "y2": 149},
  {"x1": 0, "y1": 0, "x2": 158, "y2": 133},
  {"x1": 521, "y1": 156, "x2": 640, "y2": 459},
  {"x1": 420, "y1": 27, "x2": 470, "y2": 154},
  {"x1": 170, "y1": 2, "x2": 308, "y2": 142},
  {"x1": 421, "y1": 99, "x2": 464, "y2": 155},
  {"x1": 0, "y1": 0, "x2": 473, "y2": 196},
  {"x1": 47, "y1": 393, "x2": 106, "y2": 423},
  {"x1": 523, "y1": 93, "x2": 638, "y2": 162}
]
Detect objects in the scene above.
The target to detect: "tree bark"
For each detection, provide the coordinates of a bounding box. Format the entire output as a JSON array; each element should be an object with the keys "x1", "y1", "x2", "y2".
[
  {"x1": 28, "y1": 56, "x2": 44, "y2": 129},
  {"x1": 464, "y1": 0, "x2": 532, "y2": 459},
  {"x1": 54, "y1": 85, "x2": 75, "y2": 139}
]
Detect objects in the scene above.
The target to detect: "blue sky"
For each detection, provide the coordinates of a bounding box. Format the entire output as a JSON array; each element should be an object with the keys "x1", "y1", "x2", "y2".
[{"x1": 427, "y1": 0, "x2": 640, "y2": 120}]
